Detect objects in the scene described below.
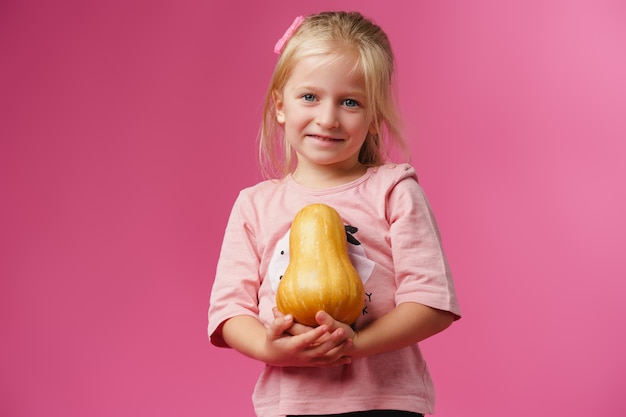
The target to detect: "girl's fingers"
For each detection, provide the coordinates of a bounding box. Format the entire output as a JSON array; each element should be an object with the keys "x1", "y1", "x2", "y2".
[
  {"x1": 315, "y1": 310, "x2": 355, "y2": 340},
  {"x1": 314, "y1": 355, "x2": 352, "y2": 367},
  {"x1": 267, "y1": 308, "x2": 355, "y2": 367},
  {"x1": 267, "y1": 313, "x2": 294, "y2": 340},
  {"x1": 300, "y1": 330, "x2": 352, "y2": 360},
  {"x1": 307, "y1": 339, "x2": 353, "y2": 367},
  {"x1": 315, "y1": 310, "x2": 334, "y2": 327},
  {"x1": 293, "y1": 324, "x2": 330, "y2": 348},
  {"x1": 273, "y1": 307, "x2": 316, "y2": 336}
]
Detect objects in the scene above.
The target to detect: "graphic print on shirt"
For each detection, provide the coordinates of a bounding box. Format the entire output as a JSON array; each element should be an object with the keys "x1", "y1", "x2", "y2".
[{"x1": 268, "y1": 224, "x2": 375, "y2": 320}]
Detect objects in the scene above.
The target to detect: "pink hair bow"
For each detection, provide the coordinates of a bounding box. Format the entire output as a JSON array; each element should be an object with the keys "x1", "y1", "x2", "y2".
[{"x1": 274, "y1": 15, "x2": 305, "y2": 54}]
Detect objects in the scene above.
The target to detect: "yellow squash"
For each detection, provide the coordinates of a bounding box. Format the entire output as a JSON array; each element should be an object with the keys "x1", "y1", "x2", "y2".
[{"x1": 276, "y1": 203, "x2": 364, "y2": 326}]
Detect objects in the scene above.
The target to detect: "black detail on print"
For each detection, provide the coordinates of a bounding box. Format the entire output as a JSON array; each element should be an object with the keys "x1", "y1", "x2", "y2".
[
  {"x1": 362, "y1": 292, "x2": 372, "y2": 317},
  {"x1": 280, "y1": 250, "x2": 285, "y2": 255},
  {"x1": 345, "y1": 225, "x2": 360, "y2": 245}
]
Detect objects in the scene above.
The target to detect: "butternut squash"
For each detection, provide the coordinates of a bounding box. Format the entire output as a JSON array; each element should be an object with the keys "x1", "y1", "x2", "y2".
[{"x1": 276, "y1": 203, "x2": 364, "y2": 326}]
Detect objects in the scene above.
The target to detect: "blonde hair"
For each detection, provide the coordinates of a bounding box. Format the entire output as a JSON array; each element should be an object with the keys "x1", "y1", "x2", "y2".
[{"x1": 259, "y1": 11, "x2": 409, "y2": 179}]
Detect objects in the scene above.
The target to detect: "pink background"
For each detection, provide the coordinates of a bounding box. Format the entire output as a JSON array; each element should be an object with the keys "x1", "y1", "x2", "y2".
[{"x1": 2, "y1": 0, "x2": 625, "y2": 416}]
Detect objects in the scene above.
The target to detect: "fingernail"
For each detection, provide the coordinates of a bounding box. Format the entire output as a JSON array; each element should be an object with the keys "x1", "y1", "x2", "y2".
[{"x1": 284, "y1": 314, "x2": 292, "y2": 322}]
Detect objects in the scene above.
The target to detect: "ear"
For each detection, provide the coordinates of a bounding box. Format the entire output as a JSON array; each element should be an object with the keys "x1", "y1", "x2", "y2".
[{"x1": 273, "y1": 90, "x2": 286, "y2": 124}]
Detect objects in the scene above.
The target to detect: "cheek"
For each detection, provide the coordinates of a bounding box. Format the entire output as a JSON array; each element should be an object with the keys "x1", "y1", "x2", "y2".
[
  {"x1": 286, "y1": 110, "x2": 311, "y2": 129},
  {"x1": 346, "y1": 116, "x2": 372, "y2": 137}
]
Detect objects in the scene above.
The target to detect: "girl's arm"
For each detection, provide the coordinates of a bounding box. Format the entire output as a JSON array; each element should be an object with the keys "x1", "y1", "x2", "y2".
[
  {"x1": 315, "y1": 302, "x2": 455, "y2": 359},
  {"x1": 273, "y1": 303, "x2": 454, "y2": 360},
  {"x1": 220, "y1": 314, "x2": 353, "y2": 367}
]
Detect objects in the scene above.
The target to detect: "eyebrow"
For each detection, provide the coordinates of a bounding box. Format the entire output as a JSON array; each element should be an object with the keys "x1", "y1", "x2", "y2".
[{"x1": 294, "y1": 84, "x2": 367, "y2": 98}]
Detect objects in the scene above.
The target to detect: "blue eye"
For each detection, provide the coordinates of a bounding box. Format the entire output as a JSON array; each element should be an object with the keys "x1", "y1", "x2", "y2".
[
  {"x1": 302, "y1": 94, "x2": 316, "y2": 102},
  {"x1": 343, "y1": 99, "x2": 359, "y2": 107}
]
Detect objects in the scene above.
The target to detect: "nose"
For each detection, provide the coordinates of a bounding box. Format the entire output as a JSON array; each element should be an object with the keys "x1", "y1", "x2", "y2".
[{"x1": 315, "y1": 101, "x2": 339, "y2": 129}]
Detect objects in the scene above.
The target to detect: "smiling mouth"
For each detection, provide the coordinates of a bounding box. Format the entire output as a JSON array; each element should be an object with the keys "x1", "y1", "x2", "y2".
[{"x1": 308, "y1": 134, "x2": 343, "y2": 142}]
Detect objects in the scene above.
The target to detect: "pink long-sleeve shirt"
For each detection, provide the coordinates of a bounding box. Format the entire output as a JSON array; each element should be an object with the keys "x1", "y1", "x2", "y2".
[{"x1": 208, "y1": 163, "x2": 461, "y2": 417}]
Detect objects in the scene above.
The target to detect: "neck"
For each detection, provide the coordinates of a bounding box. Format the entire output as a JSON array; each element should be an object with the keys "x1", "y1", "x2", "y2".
[{"x1": 291, "y1": 161, "x2": 368, "y2": 189}]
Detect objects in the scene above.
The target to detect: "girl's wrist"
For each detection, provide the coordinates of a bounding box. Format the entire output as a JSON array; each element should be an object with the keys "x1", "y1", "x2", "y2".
[{"x1": 347, "y1": 329, "x2": 362, "y2": 359}]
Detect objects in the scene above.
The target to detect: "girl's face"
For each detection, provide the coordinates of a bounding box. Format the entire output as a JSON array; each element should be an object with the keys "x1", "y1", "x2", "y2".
[{"x1": 274, "y1": 53, "x2": 375, "y2": 178}]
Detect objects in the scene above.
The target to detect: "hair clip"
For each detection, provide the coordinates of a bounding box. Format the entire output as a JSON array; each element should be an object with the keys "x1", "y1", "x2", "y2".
[{"x1": 274, "y1": 15, "x2": 305, "y2": 55}]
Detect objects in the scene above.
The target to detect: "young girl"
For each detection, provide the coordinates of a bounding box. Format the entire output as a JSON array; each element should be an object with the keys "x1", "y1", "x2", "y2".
[{"x1": 208, "y1": 11, "x2": 461, "y2": 417}]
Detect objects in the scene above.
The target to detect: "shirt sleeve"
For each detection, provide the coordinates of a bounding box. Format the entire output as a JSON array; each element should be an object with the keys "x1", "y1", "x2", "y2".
[
  {"x1": 387, "y1": 174, "x2": 461, "y2": 319},
  {"x1": 208, "y1": 193, "x2": 264, "y2": 347}
]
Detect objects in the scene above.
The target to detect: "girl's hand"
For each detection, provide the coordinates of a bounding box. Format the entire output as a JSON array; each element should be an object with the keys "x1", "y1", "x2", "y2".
[
  {"x1": 264, "y1": 308, "x2": 353, "y2": 367},
  {"x1": 313, "y1": 310, "x2": 356, "y2": 342},
  {"x1": 271, "y1": 307, "x2": 320, "y2": 337},
  {"x1": 272, "y1": 308, "x2": 355, "y2": 340}
]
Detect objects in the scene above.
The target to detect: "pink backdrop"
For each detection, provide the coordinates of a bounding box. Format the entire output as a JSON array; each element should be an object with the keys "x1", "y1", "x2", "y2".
[{"x1": 2, "y1": 0, "x2": 625, "y2": 416}]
